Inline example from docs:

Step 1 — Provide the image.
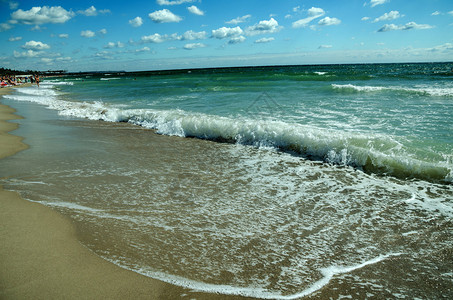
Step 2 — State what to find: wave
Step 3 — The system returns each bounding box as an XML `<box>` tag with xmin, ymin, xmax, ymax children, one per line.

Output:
<box><xmin>104</xmin><ymin>252</ymin><xmax>401</xmax><ymax>299</ymax></box>
<box><xmin>41</xmin><ymin>81</ymin><xmax>74</xmax><ymax>86</ymax></box>
<box><xmin>332</xmin><ymin>84</ymin><xmax>453</xmax><ymax>97</ymax></box>
<box><xmin>5</xmin><ymin>85</ymin><xmax>452</xmax><ymax>184</ymax></box>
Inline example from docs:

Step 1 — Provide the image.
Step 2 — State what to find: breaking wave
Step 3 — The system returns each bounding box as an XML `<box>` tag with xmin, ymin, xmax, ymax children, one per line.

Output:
<box><xmin>332</xmin><ymin>84</ymin><xmax>453</xmax><ymax>97</ymax></box>
<box><xmin>5</xmin><ymin>84</ymin><xmax>452</xmax><ymax>184</ymax></box>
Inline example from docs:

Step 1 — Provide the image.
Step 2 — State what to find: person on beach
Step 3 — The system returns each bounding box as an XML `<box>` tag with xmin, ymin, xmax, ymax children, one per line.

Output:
<box><xmin>5</xmin><ymin>76</ymin><xmax>16</xmax><ymax>86</ymax></box>
<box><xmin>1</xmin><ymin>77</ymin><xmax>7</xmax><ymax>87</ymax></box>
<box><xmin>35</xmin><ymin>74</ymin><xmax>40</xmax><ymax>87</ymax></box>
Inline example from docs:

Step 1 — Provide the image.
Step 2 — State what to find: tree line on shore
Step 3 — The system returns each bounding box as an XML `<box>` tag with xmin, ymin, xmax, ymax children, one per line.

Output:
<box><xmin>0</xmin><ymin>67</ymin><xmax>68</xmax><ymax>76</ymax></box>
<box><xmin>0</xmin><ymin>67</ymin><xmax>41</xmax><ymax>75</ymax></box>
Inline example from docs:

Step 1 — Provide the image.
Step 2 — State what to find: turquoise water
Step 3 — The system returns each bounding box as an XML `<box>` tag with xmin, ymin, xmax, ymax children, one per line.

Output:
<box><xmin>41</xmin><ymin>63</ymin><xmax>453</xmax><ymax>182</ymax></box>
<box><xmin>1</xmin><ymin>63</ymin><xmax>452</xmax><ymax>298</ymax></box>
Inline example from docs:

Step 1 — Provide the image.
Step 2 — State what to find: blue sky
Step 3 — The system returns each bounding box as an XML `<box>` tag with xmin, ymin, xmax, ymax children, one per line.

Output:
<box><xmin>1</xmin><ymin>0</ymin><xmax>452</xmax><ymax>71</ymax></box>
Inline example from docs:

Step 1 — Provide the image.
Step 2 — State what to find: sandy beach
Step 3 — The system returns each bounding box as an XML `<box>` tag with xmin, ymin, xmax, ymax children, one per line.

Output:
<box><xmin>0</xmin><ymin>86</ymin><xmax>248</xmax><ymax>300</ymax></box>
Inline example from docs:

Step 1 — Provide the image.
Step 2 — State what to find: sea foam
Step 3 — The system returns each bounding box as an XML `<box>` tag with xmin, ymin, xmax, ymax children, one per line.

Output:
<box><xmin>104</xmin><ymin>253</ymin><xmax>402</xmax><ymax>299</ymax></box>
<box><xmin>332</xmin><ymin>84</ymin><xmax>453</xmax><ymax>97</ymax></box>
<box><xmin>5</xmin><ymin>84</ymin><xmax>452</xmax><ymax>183</ymax></box>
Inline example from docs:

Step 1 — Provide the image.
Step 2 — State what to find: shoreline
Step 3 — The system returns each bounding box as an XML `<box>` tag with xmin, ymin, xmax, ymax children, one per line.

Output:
<box><xmin>0</xmin><ymin>86</ymin><xmax>248</xmax><ymax>299</ymax></box>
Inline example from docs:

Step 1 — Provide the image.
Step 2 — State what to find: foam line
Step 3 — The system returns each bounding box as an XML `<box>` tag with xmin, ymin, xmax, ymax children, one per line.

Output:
<box><xmin>108</xmin><ymin>253</ymin><xmax>402</xmax><ymax>299</ymax></box>
<box><xmin>277</xmin><ymin>253</ymin><xmax>402</xmax><ymax>300</ymax></box>
<box><xmin>332</xmin><ymin>84</ymin><xmax>453</xmax><ymax>96</ymax></box>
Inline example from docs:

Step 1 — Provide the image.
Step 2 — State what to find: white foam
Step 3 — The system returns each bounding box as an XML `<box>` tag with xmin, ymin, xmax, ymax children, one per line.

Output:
<box><xmin>41</xmin><ymin>81</ymin><xmax>73</xmax><ymax>85</ymax></box>
<box><xmin>332</xmin><ymin>84</ymin><xmax>453</xmax><ymax>97</ymax></box>
<box><xmin>404</xmin><ymin>192</ymin><xmax>453</xmax><ymax>217</ymax></box>
<box><xmin>106</xmin><ymin>253</ymin><xmax>401</xmax><ymax>299</ymax></box>
<box><xmin>31</xmin><ymin>200</ymin><xmax>103</xmax><ymax>213</ymax></box>
<box><xmin>14</xmin><ymin>86</ymin><xmax>57</xmax><ymax>96</ymax></box>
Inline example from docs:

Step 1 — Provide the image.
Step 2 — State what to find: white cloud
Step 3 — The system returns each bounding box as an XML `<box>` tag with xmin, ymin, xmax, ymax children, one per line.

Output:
<box><xmin>318</xmin><ymin>45</ymin><xmax>333</xmax><ymax>49</ymax></box>
<box><xmin>246</xmin><ymin>18</ymin><xmax>282</xmax><ymax>36</ymax></box>
<box><xmin>8</xmin><ymin>1</ymin><xmax>19</xmax><ymax>10</ymax></box>
<box><xmin>77</xmin><ymin>6</ymin><xmax>109</xmax><ymax>16</ymax></box>
<box><xmin>135</xmin><ymin>47</ymin><xmax>151</xmax><ymax>53</ymax></box>
<box><xmin>58</xmin><ymin>33</ymin><xmax>68</xmax><ymax>38</ymax></box>
<box><xmin>429</xmin><ymin>43</ymin><xmax>453</xmax><ymax>52</ymax></box>
<box><xmin>11</xmin><ymin>6</ymin><xmax>75</xmax><ymax>25</ymax></box>
<box><xmin>187</xmin><ymin>5</ymin><xmax>204</xmax><ymax>16</ymax></box>
<box><xmin>369</xmin><ymin>0</ymin><xmax>389</xmax><ymax>7</ymax></box>
<box><xmin>8</xmin><ymin>36</ymin><xmax>22</xmax><ymax>41</ymax></box>
<box><xmin>308</xmin><ymin>7</ymin><xmax>325</xmax><ymax>17</ymax></box>
<box><xmin>378</xmin><ymin>22</ymin><xmax>434</xmax><ymax>32</ymax></box>
<box><xmin>94</xmin><ymin>51</ymin><xmax>113</xmax><ymax>60</ymax></box>
<box><xmin>448</xmin><ymin>11</ymin><xmax>453</xmax><ymax>16</ymax></box>
<box><xmin>41</xmin><ymin>57</ymin><xmax>53</xmax><ymax>63</ymax></box>
<box><xmin>56</xmin><ymin>56</ymin><xmax>72</xmax><ymax>62</ymax></box>
<box><xmin>211</xmin><ymin>26</ymin><xmax>243</xmax><ymax>39</ymax></box>
<box><xmin>361</xmin><ymin>17</ymin><xmax>370</xmax><ymax>21</ymax></box>
<box><xmin>401</xmin><ymin>22</ymin><xmax>434</xmax><ymax>30</ymax></box>
<box><xmin>378</xmin><ymin>24</ymin><xmax>399</xmax><ymax>32</ymax></box>
<box><xmin>149</xmin><ymin>9</ymin><xmax>182</xmax><ymax>23</ymax></box>
<box><xmin>157</xmin><ymin>0</ymin><xmax>195</xmax><ymax>5</ymax></box>
<box><xmin>22</xmin><ymin>40</ymin><xmax>50</xmax><ymax>50</ymax></box>
<box><xmin>141</xmin><ymin>33</ymin><xmax>167</xmax><ymax>43</ymax></box>
<box><xmin>184</xmin><ymin>43</ymin><xmax>206</xmax><ymax>50</ymax></box>
<box><xmin>292</xmin><ymin>7</ymin><xmax>325</xmax><ymax>28</ymax></box>
<box><xmin>373</xmin><ymin>11</ymin><xmax>403</xmax><ymax>23</ymax></box>
<box><xmin>13</xmin><ymin>49</ymin><xmax>42</xmax><ymax>58</ymax></box>
<box><xmin>318</xmin><ymin>17</ymin><xmax>341</xmax><ymax>26</ymax></box>
<box><xmin>228</xmin><ymin>36</ymin><xmax>246</xmax><ymax>44</ymax></box>
<box><xmin>30</xmin><ymin>25</ymin><xmax>45</xmax><ymax>31</ymax></box>
<box><xmin>79</xmin><ymin>6</ymin><xmax>97</xmax><ymax>16</ymax></box>
<box><xmin>98</xmin><ymin>28</ymin><xmax>107</xmax><ymax>35</ymax></box>
<box><xmin>431</xmin><ymin>11</ymin><xmax>441</xmax><ymax>16</ymax></box>
<box><xmin>141</xmin><ymin>33</ymin><xmax>181</xmax><ymax>43</ymax></box>
<box><xmin>293</xmin><ymin>6</ymin><xmax>300</xmax><ymax>13</ymax></box>
<box><xmin>182</xmin><ymin>30</ymin><xmax>207</xmax><ymax>40</ymax></box>
<box><xmin>104</xmin><ymin>41</ymin><xmax>125</xmax><ymax>49</ymax></box>
<box><xmin>0</xmin><ymin>22</ymin><xmax>13</xmax><ymax>31</ymax></box>
<box><xmin>129</xmin><ymin>16</ymin><xmax>143</xmax><ymax>27</ymax></box>
<box><xmin>226</xmin><ymin>15</ymin><xmax>251</xmax><ymax>25</ymax></box>
<box><xmin>135</xmin><ymin>47</ymin><xmax>150</xmax><ymax>53</ymax></box>
<box><xmin>81</xmin><ymin>30</ymin><xmax>95</xmax><ymax>38</ymax></box>
<box><xmin>255</xmin><ymin>37</ymin><xmax>275</xmax><ymax>43</ymax></box>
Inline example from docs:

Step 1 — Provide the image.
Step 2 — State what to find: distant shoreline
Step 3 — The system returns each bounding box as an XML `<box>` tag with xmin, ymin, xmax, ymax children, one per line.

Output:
<box><xmin>51</xmin><ymin>61</ymin><xmax>453</xmax><ymax>78</ymax></box>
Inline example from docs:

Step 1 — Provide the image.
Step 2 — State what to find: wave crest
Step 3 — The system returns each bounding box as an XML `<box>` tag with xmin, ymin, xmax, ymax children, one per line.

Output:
<box><xmin>6</xmin><ymin>83</ymin><xmax>452</xmax><ymax>183</ymax></box>
<box><xmin>332</xmin><ymin>84</ymin><xmax>453</xmax><ymax>97</ymax></box>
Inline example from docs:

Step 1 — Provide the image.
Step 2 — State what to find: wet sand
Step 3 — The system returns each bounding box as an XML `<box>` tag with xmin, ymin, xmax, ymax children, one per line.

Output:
<box><xmin>0</xmin><ymin>86</ymin><xmax>249</xmax><ymax>300</ymax></box>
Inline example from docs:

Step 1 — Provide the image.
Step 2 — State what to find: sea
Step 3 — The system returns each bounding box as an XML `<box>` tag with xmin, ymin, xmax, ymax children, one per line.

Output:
<box><xmin>1</xmin><ymin>63</ymin><xmax>452</xmax><ymax>299</ymax></box>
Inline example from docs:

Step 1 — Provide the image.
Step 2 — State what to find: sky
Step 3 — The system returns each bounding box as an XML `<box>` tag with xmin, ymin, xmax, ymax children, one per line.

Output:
<box><xmin>1</xmin><ymin>0</ymin><xmax>452</xmax><ymax>72</ymax></box>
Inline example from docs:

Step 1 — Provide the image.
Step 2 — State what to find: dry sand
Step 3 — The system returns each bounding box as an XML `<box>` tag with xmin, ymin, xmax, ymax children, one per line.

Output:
<box><xmin>0</xmin><ymin>86</ymin><xmax>248</xmax><ymax>300</ymax></box>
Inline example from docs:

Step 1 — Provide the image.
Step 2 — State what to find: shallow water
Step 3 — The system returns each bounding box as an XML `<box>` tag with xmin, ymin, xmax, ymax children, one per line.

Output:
<box><xmin>1</xmin><ymin>63</ymin><xmax>452</xmax><ymax>298</ymax></box>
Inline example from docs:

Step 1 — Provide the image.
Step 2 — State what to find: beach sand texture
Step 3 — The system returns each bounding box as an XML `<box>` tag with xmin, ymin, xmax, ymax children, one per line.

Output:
<box><xmin>0</xmin><ymin>86</ymin><xmax>247</xmax><ymax>300</ymax></box>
